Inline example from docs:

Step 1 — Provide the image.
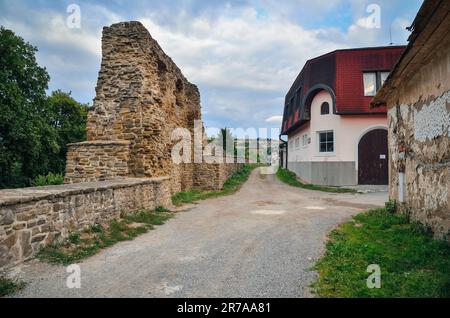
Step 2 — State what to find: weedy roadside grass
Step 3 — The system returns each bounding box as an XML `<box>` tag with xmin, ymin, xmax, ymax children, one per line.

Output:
<box><xmin>276</xmin><ymin>168</ymin><xmax>356</xmax><ymax>193</ymax></box>
<box><xmin>0</xmin><ymin>276</ymin><xmax>25</xmax><ymax>297</ymax></box>
<box><xmin>172</xmin><ymin>164</ymin><xmax>261</xmax><ymax>206</ymax></box>
<box><xmin>312</xmin><ymin>202</ymin><xmax>450</xmax><ymax>298</ymax></box>
<box><xmin>37</xmin><ymin>208</ymin><xmax>174</xmax><ymax>265</ymax></box>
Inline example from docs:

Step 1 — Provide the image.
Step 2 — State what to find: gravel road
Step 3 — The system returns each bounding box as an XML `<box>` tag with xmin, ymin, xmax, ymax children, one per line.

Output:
<box><xmin>10</xmin><ymin>168</ymin><xmax>387</xmax><ymax>298</ymax></box>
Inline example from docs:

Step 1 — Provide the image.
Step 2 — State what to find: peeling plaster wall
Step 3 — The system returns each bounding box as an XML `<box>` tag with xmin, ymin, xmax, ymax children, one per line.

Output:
<box><xmin>386</xmin><ymin>45</ymin><xmax>450</xmax><ymax>239</ymax></box>
<box><xmin>414</xmin><ymin>91</ymin><xmax>450</xmax><ymax>142</ymax></box>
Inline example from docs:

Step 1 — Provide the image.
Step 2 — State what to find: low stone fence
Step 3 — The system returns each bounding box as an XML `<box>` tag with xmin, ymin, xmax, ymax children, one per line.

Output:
<box><xmin>194</xmin><ymin>160</ymin><xmax>245</xmax><ymax>191</ymax></box>
<box><xmin>0</xmin><ymin>177</ymin><xmax>171</xmax><ymax>270</ymax></box>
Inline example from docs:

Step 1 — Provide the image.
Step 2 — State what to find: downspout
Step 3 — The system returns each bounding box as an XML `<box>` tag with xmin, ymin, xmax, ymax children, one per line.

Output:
<box><xmin>279</xmin><ymin>135</ymin><xmax>288</xmax><ymax>170</ymax></box>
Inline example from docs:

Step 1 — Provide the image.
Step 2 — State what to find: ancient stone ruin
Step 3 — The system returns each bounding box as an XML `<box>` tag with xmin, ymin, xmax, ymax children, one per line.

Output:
<box><xmin>65</xmin><ymin>21</ymin><xmax>242</xmax><ymax>193</ymax></box>
<box><xmin>0</xmin><ymin>21</ymin><xmax>243</xmax><ymax>269</ymax></box>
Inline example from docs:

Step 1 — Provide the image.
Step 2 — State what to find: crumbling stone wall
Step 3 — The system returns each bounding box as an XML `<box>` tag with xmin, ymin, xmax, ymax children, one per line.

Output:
<box><xmin>1</xmin><ymin>21</ymin><xmax>245</xmax><ymax>270</ymax></box>
<box><xmin>66</xmin><ymin>21</ymin><xmax>241</xmax><ymax>193</ymax></box>
<box><xmin>194</xmin><ymin>158</ymin><xmax>245</xmax><ymax>191</ymax></box>
<box><xmin>65</xmin><ymin>21</ymin><xmax>202</xmax><ymax>192</ymax></box>
<box><xmin>386</xmin><ymin>46</ymin><xmax>450</xmax><ymax>240</ymax></box>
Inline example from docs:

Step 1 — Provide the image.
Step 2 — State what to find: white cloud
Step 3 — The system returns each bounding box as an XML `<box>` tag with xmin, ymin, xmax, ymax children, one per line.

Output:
<box><xmin>140</xmin><ymin>10</ymin><xmax>346</xmax><ymax>94</ymax></box>
<box><xmin>265</xmin><ymin>116</ymin><xmax>283</xmax><ymax>123</ymax></box>
<box><xmin>0</xmin><ymin>0</ymin><xmax>420</xmax><ymax>129</ymax></box>
<box><xmin>1</xmin><ymin>13</ymin><xmax>98</xmax><ymax>57</ymax></box>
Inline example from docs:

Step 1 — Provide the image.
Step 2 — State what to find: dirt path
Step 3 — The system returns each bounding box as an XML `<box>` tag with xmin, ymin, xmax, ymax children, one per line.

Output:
<box><xmin>10</xmin><ymin>168</ymin><xmax>387</xmax><ymax>298</ymax></box>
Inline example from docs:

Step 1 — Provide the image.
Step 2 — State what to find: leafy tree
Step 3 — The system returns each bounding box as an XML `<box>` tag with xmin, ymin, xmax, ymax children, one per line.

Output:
<box><xmin>217</xmin><ymin>128</ymin><xmax>235</xmax><ymax>155</ymax></box>
<box><xmin>0</xmin><ymin>27</ymin><xmax>88</xmax><ymax>188</ymax></box>
<box><xmin>46</xmin><ymin>90</ymin><xmax>88</xmax><ymax>175</ymax></box>
<box><xmin>0</xmin><ymin>26</ymin><xmax>50</xmax><ymax>187</ymax></box>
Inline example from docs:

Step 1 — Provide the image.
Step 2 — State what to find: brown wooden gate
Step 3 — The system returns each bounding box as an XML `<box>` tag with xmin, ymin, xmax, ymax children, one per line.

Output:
<box><xmin>358</xmin><ymin>129</ymin><xmax>388</xmax><ymax>185</ymax></box>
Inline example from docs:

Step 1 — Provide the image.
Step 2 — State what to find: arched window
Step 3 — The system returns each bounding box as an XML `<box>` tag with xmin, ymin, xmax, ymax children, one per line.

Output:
<box><xmin>321</xmin><ymin>102</ymin><xmax>330</xmax><ymax>115</ymax></box>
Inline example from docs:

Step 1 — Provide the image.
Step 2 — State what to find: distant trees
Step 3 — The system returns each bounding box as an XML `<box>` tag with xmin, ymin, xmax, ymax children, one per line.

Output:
<box><xmin>0</xmin><ymin>27</ymin><xmax>88</xmax><ymax>188</ymax></box>
<box><xmin>217</xmin><ymin>128</ymin><xmax>235</xmax><ymax>155</ymax></box>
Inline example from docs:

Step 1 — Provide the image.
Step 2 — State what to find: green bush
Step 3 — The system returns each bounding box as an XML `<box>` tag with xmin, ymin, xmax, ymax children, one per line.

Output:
<box><xmin>31</xmin><ymin>173</ymin><xmax>64</xmax><ymax>187</ymax></box>
<box><xmin>385</xmin><ymin>200</ymin><xmax>397</xmax><ymax>214</ymax></box>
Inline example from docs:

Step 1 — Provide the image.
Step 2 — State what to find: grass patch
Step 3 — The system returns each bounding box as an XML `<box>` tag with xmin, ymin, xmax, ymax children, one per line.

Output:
<box><xmin>312</xmin><ymin>203</ymin><xmax>450</xmax><ymax>298</ymax></box>
<box><xmin>172</xmin><ymin>164</ymin><xmax>260</xmax><ymax>206</ymax></box>
<box><xmin>37</xmin><ymin>208</ymin><xmax>174</xmax><ymax>265</ymax></box>
<box><xmin>0</xmin><ymin>276</ymin><xmax>25</xmax><ymax>297</ymax></box>
<box><xmin>276</xmin><ymin>168</ymin><xmax>356</xmax><ymax>193</ymax></box>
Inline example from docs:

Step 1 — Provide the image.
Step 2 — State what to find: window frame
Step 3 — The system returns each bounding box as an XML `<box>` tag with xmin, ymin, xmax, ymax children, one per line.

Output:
<box><xmin>363</xmin><ymin>71</ymin><xmax>391</xmax><ymax>97</ymax></box>
<box><xmin>380</xmin><ymin>72</ymin><xmax>390</xmax><ymax>86</ymax></box>
<box><xmin>295</xmin><ymin>137</ymin><xmax>300</xmax><ymax>150</ymax></box>
<box><xmin>320</xmin><ymin>102</ymin><xmax>330</xmax><ymax>115</ymax></box>
<box><xmin>302</xmin><ymin>133</ymin><xmax>309</xmax><ymax>148</ymax></box>
<box><xmin>316</xmin><ymin>130</ymin><xmax>335</xmax><ymax>155</ymax></box>
<box><xmin>363</xmin><ymin>72</ymin><xmax>377</xmax><ymax>97</ymax></box>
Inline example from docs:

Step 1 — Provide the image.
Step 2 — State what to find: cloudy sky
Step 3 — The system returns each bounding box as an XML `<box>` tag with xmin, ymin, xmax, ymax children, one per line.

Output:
<box><xmin>0</xmin><ymin>0</ymin><xmax>423</xmax><ymax>133</ymax></box>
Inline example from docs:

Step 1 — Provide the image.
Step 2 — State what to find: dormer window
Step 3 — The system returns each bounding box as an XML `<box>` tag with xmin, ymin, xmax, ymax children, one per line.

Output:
<box><xmin>321</xmin><ymin>102</ymin><xmax>330</xmax><ymax>115</ymax></box>
<box><xmin>364</xmin><ymin>71</ymin><xmax>390</xmax><ymax>96</ymax></box>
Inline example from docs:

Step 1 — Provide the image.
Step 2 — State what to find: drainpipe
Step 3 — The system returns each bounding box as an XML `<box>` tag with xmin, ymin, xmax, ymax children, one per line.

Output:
<box><xmin>279</xmin><ymin>135</ymin><xmax>288</xmax><ymax>170</ymax></box>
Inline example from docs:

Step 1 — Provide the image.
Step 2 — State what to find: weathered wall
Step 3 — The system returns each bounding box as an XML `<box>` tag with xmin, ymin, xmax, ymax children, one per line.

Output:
<box><xmin>65</xmin><ymin>21</ymin><xmax>201</xmax><ymax>193</ymax></box>
<box><xmin>0</xmin><ymin>177</ymin><xmax>171</xmax><ymax>269</ymax></box>
<box><xmin>65</xmin><ymin>140</ymin><xmax>130</xmax><ymax>183</ymax></box>
<box><xmin>65</xmin><ymin>21</ymin><xmax>242</xmax><ymax>194</ymax></box>
<box><xmin>1</xmin><ymin>21</ymin><xmax>246</xmax><ymax>270</ymax></box>
<box><xmin>193</xmin><ymin>160</ymin><xmax>245</xmax><ymax>191</ymax></box>
<box><xmin>385</xmin><ymin>45</ymin><xmax>450</xmax><ymax>240</ymax></box>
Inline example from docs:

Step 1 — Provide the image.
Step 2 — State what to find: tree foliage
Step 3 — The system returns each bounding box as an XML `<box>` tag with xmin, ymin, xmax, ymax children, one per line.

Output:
<box><xmin>46</xmin><ymin>90</ymin><xmax>88</xmax><ymax>175</ymax></box>
<box><xmin>0</xmin><ymin>27</ymin><xmax>88</xmax><ymax>188</ymax></box>
<box><xmin>217</xmin><ymin>128</ymin><xmax>235</xmax><ymax>155</ymax></box>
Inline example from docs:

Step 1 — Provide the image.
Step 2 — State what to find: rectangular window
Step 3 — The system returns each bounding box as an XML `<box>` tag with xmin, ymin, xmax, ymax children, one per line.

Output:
<box><xmin>302</xmin><ymin>134</ymin><xmax>308</xmax><ymax>147</ymax></box>
<box><xmin>380</xmin><ymin>72</ymin><xmax>390</xmax><ymax>86</ymax></box>
<box><xmin>363</xmin><ymin>73</ymin><xmax>377</xmax><ymax>96</ymax></box>
<box><xmin>295</xmin><ymin>137</ymin><xmax>300</xmax><ymax>150</ymax></box>
<box><xmin>318</xmin><ymin>131</ymin><xmax>334</xmax><ymax>153</ymax></box>
<box><xmin>364</xmin><ymin>71</ymin><xmax>391</xmax><ymax>96</ymax></box>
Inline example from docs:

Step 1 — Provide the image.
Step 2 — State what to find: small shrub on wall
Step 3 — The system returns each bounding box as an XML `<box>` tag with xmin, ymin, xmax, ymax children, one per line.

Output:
<box><xmin>31</xmin><ymin>173</ymin><xmax>64</xmax><ymax>187</ymax></box>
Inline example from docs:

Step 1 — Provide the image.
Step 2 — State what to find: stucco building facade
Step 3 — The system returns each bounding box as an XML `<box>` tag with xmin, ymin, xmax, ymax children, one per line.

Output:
<box><xmin>281</xmin><ymin>46</ymin><xmax>405</xmax><ymax>186</ymax></box>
